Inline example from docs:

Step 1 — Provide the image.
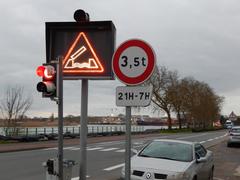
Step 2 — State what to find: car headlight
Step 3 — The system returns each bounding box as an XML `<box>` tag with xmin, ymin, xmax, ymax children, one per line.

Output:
<box><xmin>169</xmin><ymin>172</ymin><xmax>191</xmax><ymax>180</ymax></box>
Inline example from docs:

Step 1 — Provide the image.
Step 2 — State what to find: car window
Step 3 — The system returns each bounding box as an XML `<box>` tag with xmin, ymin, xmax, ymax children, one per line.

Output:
<box><xmin>195</xmin><ymin>144</ymin><xmax>207</xmax><ymax>158</ymax></box>
<box><xmin>138</xmin><ymin>141</ymin><xmax>193</xmax><ymax>162</ymax></box>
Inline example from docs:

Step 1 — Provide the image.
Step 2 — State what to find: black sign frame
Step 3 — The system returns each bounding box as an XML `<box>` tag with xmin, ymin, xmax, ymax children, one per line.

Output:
<box><xmin>46</xmin><ymin>21</ymin><xmax>116</xmax><ymax>80</ymax></box>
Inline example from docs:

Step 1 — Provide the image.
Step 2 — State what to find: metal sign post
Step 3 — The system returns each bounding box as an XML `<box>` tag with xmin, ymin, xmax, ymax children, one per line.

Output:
<box><xmin>42</xmin><ymin>9</ymin><xmax>116</xmax><ymax>180</ymax></box>
<box><xmin>112</xmin><ymin>39</ymin><xmax>156</xmax><ymax>180</ymax></box>
<box><xmin>125</xmin><ymin>106</ymin><xmax>131</xmax><ymax>180</ymax></box>
<box><xmin>80</xmin><ymin>79</ymin><xmax>88</xmax><ymax>180</ymax></box>
<box><xmin>57</xmin><ymin>57</ymin><xmax>64</xmax><ymax>180</ymax></box>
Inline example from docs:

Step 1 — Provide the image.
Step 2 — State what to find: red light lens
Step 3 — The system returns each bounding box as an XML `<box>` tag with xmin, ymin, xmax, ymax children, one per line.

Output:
<box><xmin>36</xmin><ymin>66</ymin><xmax>45</xmax><ymax>77</ymax></box>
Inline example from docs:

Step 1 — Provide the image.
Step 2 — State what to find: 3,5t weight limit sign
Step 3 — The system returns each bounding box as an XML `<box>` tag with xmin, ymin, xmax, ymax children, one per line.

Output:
<box><xmin>113</xmin><ymin>39</ymin><xmax>155</xmax><ymax>85</ymax></box>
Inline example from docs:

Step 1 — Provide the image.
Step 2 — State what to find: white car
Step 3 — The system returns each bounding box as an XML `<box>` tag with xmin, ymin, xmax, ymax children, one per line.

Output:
<box><xmin>121</xmin><ymin>139</ymin><xmax>214</xmax><ymax>180</ymax></box>
<box><xmin>227</xmin><ymin>126</ymin><xmax>240</xmax><ymax>147</ymax></box>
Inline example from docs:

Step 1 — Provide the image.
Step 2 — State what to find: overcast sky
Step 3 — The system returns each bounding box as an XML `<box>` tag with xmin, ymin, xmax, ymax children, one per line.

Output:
<box><xmin>0</xmin><ymin>0</ymin><xmax>240</xmax><ymax>118</ymax></box>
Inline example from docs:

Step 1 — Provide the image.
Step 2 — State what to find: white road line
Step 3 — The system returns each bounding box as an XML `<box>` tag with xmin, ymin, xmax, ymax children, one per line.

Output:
<box><xmin>63</xmin><ymin>147</ymin><xmax>76</xmax><ymax>150</ymax></box>
<box><xmin>87</xmin><ymin>147</ymin><xmax>103</xmax><ymax>151</ymax></box>
<box><xmin>93</xmin><ymin>141</ymin><xmax>124</xmax><ymax>146</ymax></box>
<box><xmin>176</xmin><ymin>133</ymin><xmax>207</xmax><ymax>140</ymax></box>
<box><xmin>234</xmin><ymin>166</ymin><xmax>240</xmax><ymax>176</ymax></box>
<box><xmin>199</xmin><ymin>134</ymin><xmax>227</xmax><ymax>144</ymax></box>
<box><xmin>103</xmin><ymin>163</ymin><xmax>124</xmax><ymax>171</ymax></box>
<box><xmin>116</xmin><ymin>149</ymin><xmax>125</xmax><ymax>153</ymax></box>
<box><xmin>71</xmin><ymin>175</ymin><xmax>90</xmax><ymax>180</ymax></box>
<box><xmin>100</xmin><ymin>148</ymin><xmax>119</xmax><ymax>152</ymax></box>
<box><xmin>133</xmin><ymin>142</ymin><xmax>144</xmax><ymax>145</ymax></box>
<box><xmin>70</xmin><ymin>148</ymin><xmax>80</xmax><ymax>151</ymax></box>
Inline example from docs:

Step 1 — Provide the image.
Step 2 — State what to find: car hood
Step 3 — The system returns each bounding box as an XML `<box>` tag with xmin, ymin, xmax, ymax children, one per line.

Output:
<box><xmin>131</xmin><ymin>155</ymin><xmax>191</xmax><ymax>172</ymax></box>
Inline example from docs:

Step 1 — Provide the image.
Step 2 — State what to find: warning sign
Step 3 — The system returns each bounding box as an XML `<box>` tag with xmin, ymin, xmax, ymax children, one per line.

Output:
<box><xmin>46</xmin><ymin>21</ymin><xmax>116</xmax><ymax>80</ymax></box>
<box><xmin>63</xmin><ymin>32</ymin><xmax>104</xmax><ymax>74</ymax></box>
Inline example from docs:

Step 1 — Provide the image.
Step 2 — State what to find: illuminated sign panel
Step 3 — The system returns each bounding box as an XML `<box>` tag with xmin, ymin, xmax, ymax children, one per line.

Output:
<box><xmin>63</xmin><ymin>32</ymin><xmax>104</xmax><ymax>73</ymax></box>
<box><xmin>46</xmin><ymin>21</ymin><xmax>116</xmax><ymax>80</ymax></box>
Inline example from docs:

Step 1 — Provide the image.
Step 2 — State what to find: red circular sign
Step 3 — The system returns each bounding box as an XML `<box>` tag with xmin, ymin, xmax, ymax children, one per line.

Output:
<box><xmin>112</xmin><ymin>39</ymin><xmax>155</xmax><ymax>85</ymax></box>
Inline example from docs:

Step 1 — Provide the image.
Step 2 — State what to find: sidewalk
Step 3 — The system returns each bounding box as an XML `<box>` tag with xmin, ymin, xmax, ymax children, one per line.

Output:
<box><xmin>0</xmin><ymin>133</ymin><xmax>161</xmax><ymax>153</ymax></box>
<box><xmin>209</xmin><ymin>140</ymin><xmax>240</xmax><ymax>180</ymax></box>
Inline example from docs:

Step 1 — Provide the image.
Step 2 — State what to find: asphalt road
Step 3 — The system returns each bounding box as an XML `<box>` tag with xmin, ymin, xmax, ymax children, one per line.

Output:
<box><xmin>0</xmin><ymin>130</ymin><xmax>228</xmax><ymax>180</ymax></box>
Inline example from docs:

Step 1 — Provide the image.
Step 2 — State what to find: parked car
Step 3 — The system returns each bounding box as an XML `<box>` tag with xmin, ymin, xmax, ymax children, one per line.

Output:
<box><xmin>227</xmin><ymin>126</ymin><xmax>240</xmax><ymax>147</ymax></box>
<box><xmin>63</xmin><ymin>131</ymin><xmax>77</xmax><ymax>138</ymax></box>
<box><xmin>121</xmin><ymin>139</ymin><xmax>214</xmax><ymax>180</ymax></box>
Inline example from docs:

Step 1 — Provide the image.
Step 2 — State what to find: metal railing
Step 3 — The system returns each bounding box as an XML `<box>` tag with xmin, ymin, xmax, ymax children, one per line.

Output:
<box><xmin>10</xmin><ymin>125</ymin><xmax>145</xmax><ymax>137</ymax></box>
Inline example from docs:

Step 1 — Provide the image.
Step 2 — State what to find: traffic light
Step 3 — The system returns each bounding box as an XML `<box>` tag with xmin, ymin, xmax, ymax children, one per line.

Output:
<box><xmin>36</xmin><ymin>62</ymin><xmax>57</xmax><ymax>99</ymax></box>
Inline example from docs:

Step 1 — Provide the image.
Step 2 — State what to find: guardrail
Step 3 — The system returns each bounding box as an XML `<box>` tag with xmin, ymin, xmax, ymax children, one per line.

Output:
<box><xmin>5</xmin><ymin>125</ymin><xmax>145</xmax><ymax>137</ymax></box>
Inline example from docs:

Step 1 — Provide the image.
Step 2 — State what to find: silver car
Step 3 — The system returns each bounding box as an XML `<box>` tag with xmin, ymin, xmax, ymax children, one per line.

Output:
<box><xmin>227</xmin><ymin>126</ymin><xmax>240</xmax><ymax>147</ymax></box>
<box><xmin>121</xmin><ymin>139</ymin><xmax>214</xmax><ymax>180</ymax></box>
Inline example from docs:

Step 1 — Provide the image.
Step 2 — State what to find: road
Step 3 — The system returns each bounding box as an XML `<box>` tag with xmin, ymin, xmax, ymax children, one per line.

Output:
<box><xmin>0</xmin><ymin>130</ymin><xmax>229</xmax><ymax>180</ymax></box>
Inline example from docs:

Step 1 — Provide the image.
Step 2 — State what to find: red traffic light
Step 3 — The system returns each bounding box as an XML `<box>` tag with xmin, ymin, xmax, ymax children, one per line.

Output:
<box><xmin>36</xmin><ymin>66</ymin><xmax>45</xmax><ymax>77</ymax></box>
<box><xmin>36</xmin><ymin>65</ymin><xmax>55</xmax><ymax>80</ymax></box>
<box><xmin>36</xmin><ymin>63</ymin><xmax>57</xmax><ymax>99</ymax></box>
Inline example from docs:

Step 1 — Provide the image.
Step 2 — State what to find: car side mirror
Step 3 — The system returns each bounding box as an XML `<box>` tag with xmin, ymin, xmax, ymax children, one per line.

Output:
<box><xmin>196</xmin><ymin>157</ymin><xmax>207</xmax><ymax>163</ymax></box>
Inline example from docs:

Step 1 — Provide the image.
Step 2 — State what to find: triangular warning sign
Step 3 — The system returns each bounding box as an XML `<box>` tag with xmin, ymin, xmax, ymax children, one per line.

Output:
<box><xmin>63</xmin><ymin>32</ymin><xmax>104</xmax><ymax>74</ymax></box>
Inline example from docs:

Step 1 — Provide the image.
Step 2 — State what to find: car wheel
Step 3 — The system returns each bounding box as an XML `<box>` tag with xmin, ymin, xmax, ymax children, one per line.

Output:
<box><xmin>192</xmin><ymin>175</ymin><xmax>197</xmax><ymax>180</ymax></box>
<box><xmin>208</xmin><ymin>167</ymin><xmax>214</xmax><ymax>180</ymax></box>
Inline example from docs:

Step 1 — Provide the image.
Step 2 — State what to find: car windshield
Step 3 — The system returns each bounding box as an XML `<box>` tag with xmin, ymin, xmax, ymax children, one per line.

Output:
<box><xmin>138</xmin><ymin>141</ymin><xmax>193</xmax><ymax>162</ymax></box>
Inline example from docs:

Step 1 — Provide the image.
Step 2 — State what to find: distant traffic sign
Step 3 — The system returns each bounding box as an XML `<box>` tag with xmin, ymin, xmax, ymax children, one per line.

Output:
<box><xmin>112</xmin><ymin>39</ymin><xmax>155</xmax><ymax>85</ymax></box>
<box><xmin>116</xmin><ymin>86</ymin><xmax>153</xmax><ymax>107</ymax></box>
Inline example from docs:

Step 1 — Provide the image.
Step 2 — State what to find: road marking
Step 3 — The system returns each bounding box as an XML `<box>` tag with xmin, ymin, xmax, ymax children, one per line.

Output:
<box><xmin>133</xmin><ymin>142</ymin><xmax>144</xmax><ymax>145</ymax></box>
<box><xmin>64</xmin><ymin>147</ymin><xmax>76</xmax><ymax>150</ymax></box>
<box><xmin>93</xmin><ymin>141</ymin><xmax>124</xmax><ymax>146</ymax></box>
<box><xmin>100</xmin><ymin>148</ymin><xmax>119</xmax><ymax>152</ymax></box>
<box><xmin>87</xmin><ymin>147</ymin><xmax>103</xmax><ymax>151</ymax></box>
<box><xmin>234</xmin><ymin>166</ymin><xmax>240</xmax><ymax>176</ymax></box>
<box><xmin>116</xmin><ymin>149</ymin><xmax>125</xmax><ymax>153</ymax></box>
<box><xmin>103</xmin><ymin>163</ymin><xmax>124</xmax><ymax>171</ymax></box>
<box><xmin>71</xmin><ymin>148</ymin><xmax>80</xmax><ymax>151</ymax></box>
<box><xmin>200</xmin><ymin>141</ymin><xmax>206</xmax><ymax>144</ymax></box>
<box><xmin>72</xmin><ymin>175</ymin><xmax>90</xmax><ymax>180</ymax></box>
<box><xmin>176</xmin><ymin>133</ymin><xmax>207</xmax><ymax>140</ymax></box>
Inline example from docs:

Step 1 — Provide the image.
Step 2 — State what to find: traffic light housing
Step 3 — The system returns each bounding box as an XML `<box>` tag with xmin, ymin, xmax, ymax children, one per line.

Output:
<box><xmin>36</xmin><ymin>62</ymin><xmax>57</xmax><ymax>99</ymax></box>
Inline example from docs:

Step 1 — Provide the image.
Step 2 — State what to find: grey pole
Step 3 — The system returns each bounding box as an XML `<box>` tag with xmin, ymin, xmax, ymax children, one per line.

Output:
<box><xmin>125</xmin><ymin>106</ymin><xmax>131</xmax><ymax>180</ymax></box>
<box><xmin>80</xmin><ymin>79</ymin><xmax>88</xmax><ymax>180</ymax></box>
<box><xmin>57</xmin><ymin>57</ymin><xmax>63</xmax><ymax>180</ymax></box>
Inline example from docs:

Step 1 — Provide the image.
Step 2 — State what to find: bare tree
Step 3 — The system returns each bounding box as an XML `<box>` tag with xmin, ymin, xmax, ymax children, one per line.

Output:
<box><xmin>149</xmin><ymin>66</ymin><xmax>179</xmax><ymax>129</ymax></box>
<box><xmin>0</xmin><ymin>86</ymin><xmax>32</xmax><ymax>135</ymax></box>
<box><xmin>168</xmin><ymin>79</ymin><xmax>186</xmax><ymax>129</ymax></box>
<box><xmin>147</xmin><ymin>66</ymin><xmax>224</xmax><ymax>130</ymax></box>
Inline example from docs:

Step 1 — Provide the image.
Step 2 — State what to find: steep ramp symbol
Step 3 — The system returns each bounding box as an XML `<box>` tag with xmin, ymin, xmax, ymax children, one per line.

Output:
<box><xmin>63</xmin><ymin>32</ymin><xmax>104</xmax><ymax>73</ymax></box>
